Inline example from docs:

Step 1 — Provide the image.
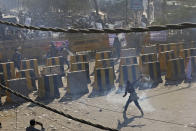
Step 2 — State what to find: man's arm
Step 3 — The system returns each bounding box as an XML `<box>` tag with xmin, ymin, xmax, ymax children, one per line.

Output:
<box><xmin>123</xmin><ymin>91</ymin><xmax>127</xmax><ymax>97</ymax></box>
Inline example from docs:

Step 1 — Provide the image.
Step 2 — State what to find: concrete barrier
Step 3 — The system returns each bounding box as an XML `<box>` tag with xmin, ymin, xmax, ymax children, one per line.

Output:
<box><xmin>38</xmin><ymin>74</ymin><xmax>62</xmax><ymax>99</ymax></box>
<box><xmin>120</xmin><ymin>48</ymin><xmax>136</xmax><ymax>57</ymax></box>
<box><xmin>95</xmin><ymin>51</ymin><xmax>113</xmax><ymax>60</ymax></box>
<box><xmin>0</xmin><ymin>62</ymin><xmax>15</xmax><ymax>80</ymax></box>
<box><xmin>70</xmin><ymin>54</ymin><xmax>88</xmax><ymax>63</ymax></box>
<box><xmin>16</xmin><ymin>69</ymin><xmax>36</xmax><ymax>91</ymax></box>
<box><xmin>95</xmin><ymin>59</ymin><xmax>114</xmax><ymax>68</ymax></box>
<box><xmin>165</xmin><ymin>58</ymin><xmax>185</xmax><ymax>82</ymax></box>
<box><xmin>141</xmin><ymin>45</ymin><xmax>157</xmax><ymax>54</ymax></box>
<box><xmin>119</xmin><ymin>64</ymin><xmax>140</xmax><ymax>88</ymax></box>
<box><xmin>67</xmin><ymin>70</ymin><xmax>89</xmax><ymax>95</ymax></box>
<box><xmin>6</xmin><ymin>78</ymin><xmax>29</xmax><ymax>103</ymax></box>
<box><xmin>70</xmin><ymin>62</ymin><xmax>90</xmax><ymax>82</ymax></box>
<box><xmin>142</xmin><ymin>61</ymin><xmax>162</xmax><ymax>83</ymax></box>
<box><xmin>41</xmin><ymin>65</ymin><xmax>64</xmax><ymax>76</ymax></box>
<box><xmin>140</xmin><ymin>53</ymin><xmax>158</xmax><ymax>65</ymax></box>
<box><xmin>20</xmin><ymin>59</ymin><xmax>39</xmax><ymax>78</ymax></box>
<box><xmin>120</xmin><ymin>56</ymin><xmax>138</xmax><ymax>66</ymax></box>
<box><xmin>94</xmin><ymin>67</ymin><xmax>115</xmax><ymax>92</ymax></box>
<box><xmin>158</xmin><ymin>50</ymin><xmax>176</xmax><ymax>73</ymax></box>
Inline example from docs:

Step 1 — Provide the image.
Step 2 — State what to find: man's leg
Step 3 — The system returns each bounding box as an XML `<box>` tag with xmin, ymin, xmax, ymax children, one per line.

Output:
<box><xmin>123</xmin><ymin>96</ymin><xmax>132</xmax><ymax>113</ymax></box>
<box><xmin>134</xmin><ymin>100</ymin><xmax>144</xmax><ymax>116</ymax></box>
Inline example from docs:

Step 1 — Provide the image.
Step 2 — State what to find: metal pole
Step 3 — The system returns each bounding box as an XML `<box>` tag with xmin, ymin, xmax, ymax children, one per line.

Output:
<box><xmin>93</xmin><ymin>0</ymin><xmax>99</xmax><ymax>16</ymax></box>
<box><xmin>125</xmin><ymin>0</ymin><xmax>128</xmax><ymax>25</ymax></box>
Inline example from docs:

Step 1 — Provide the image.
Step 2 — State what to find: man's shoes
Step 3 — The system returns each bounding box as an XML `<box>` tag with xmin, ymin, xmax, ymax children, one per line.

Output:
<box><xmin>140</xmin><ymin>110</ymin><xmax>144</xmax><ymax>117</ymax></box>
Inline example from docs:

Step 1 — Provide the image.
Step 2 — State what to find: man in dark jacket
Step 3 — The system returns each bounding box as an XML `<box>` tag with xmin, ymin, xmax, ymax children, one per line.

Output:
<box><xmin>26</xmin><ymin>119</ymin><xmax>45</xmax><ymax>131</ymax></box>
<box><xmin>123</xmin><ymin>80</ymin><xmax>144</xmax><ymax>116</ymax></box>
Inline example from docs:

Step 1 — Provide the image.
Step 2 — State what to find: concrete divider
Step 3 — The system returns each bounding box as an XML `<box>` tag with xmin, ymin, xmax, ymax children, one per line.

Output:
<box><xmin>165</xmin><ymin>58</ymin><xmax>185</xmax><ymax>82</ymax></box>
<box><xmin>119</xmin><ymin>64</ymin><xmax>140</xmax><ymax>88</ymax></box>
<box><xmin>0</xmin><ymin>62</ymin><xmax>15</xmax><ymax>80</ymax></box>
<box><xmin>20</xmin><ymin>59</ymin><xmax>39</xmax><ymax>78</ymax></box>
<box><xmin>38</xmin><ymin>74</ymin><xmax>62</xmax><ymax>99</ymax></box>
<box><xmin>158</xmin><ymin>50</ymin><xmax>176</xmax><ymax>73</ymax></box>
<box><xmin>16</xmin><ymin>69</ymin><xmax>36</xmax><ymax>91</ymax></box>
<box><xmin>67</xmin><ymin>70</ymin><xmax>89</xmax><ymax>95</ymax></box>
<box><xmin>94</xmin><ymin>67</ymin><xmax>115</xmax><ymax>92</ymax></box>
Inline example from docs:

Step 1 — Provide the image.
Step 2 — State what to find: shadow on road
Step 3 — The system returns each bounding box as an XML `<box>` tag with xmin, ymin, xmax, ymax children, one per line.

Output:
<box><xmin>117</xmin><ymin>113</ymin><xmax>145</xmax><ymax>130</ymax></box>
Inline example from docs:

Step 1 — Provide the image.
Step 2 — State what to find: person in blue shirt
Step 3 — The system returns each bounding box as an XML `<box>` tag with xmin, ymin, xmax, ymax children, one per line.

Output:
<box><xmin>123</xmin><ymin>80</ymin><xmax>144</xmax><ymax>116</ymax></box>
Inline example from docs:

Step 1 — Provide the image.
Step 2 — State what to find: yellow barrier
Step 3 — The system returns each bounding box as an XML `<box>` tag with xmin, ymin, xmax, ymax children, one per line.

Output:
<box><xmin>119</xmin><ymin>64</ymin><xmax>140</xmax><ymax>88</ymax></box>
<box><xmin>169</xmin><ymin>43</ymin><xmax>184</xmax><ymax>56</ymax></box>
<box><xmin>95</xmin><ymin>51</ymin><xmax>113</xmax><ymax>60</ymax></box>
<box><xmin>158</xmin><ymin>50</ymin><xmax>176</xmax><ymax>73</ymax></box>
<box><xmin>70</xmin><ymin>62</ymin><xmax>90</xmax><ymax>82</ymax></box>
<box><xmin>179</xmin><ymin>49</ymin><xmax>191</xmax><ymax>59</ymax></box>
<box><xmin>70</xmin><ymin>54</ymin><xmax>88</xmax><ymax>64</ymax></box>
<box><xmin>67</xmin><ymin>70</ymin><xmax>89</xmax><ymax>95</ymax></box>
<box><xmin>95</xmin><ymin>59</ymin><xmax>114</xmax><ymax>68</ymax></box>
<box><xmin>20</xmin><ymin>59</ymin><xmax>39</xmax><ymax>78</ymax></box>
<box><xmin>16</xmin><ymin>69</ymin><xmax>36</xmax><ymax>91</ymax></box>
<box><xmin>46</xmin><ymin>56</ymin><xmax>64</xmax><ymax>66</ymax></box>
<box><xmin>38</xmin><ymin>74</ymin><xmax>61</xmax><ymax>99</ymax></box>
<box><xmin>120</xmin><ymin>56</ymin><xmax>138</xmax><ymax>66</ymax></box>
<box><xmin>120</xmin><ymin>48</ymin><xmax>136</xmax><ymax>57</ymax></box>
<box><xmin>141</xmin><ymin>45</ymin><xmax>157</xmax><ymax>54</ymax></box>
<box><xmin>6</xmin><ymin>78</ymin><xmax>29</xmax><ymax>103</ymax></box>
<box><xmin>165</xmin><ymin>58</ymin><xmax>185</xmax><ymax>81</ymax></box>
<box><xmin>141</xmin><ymin>61</ymin><xmax>162</xmax><ymax>83</ymax></box>
<box><xmin>140</xmin><ymin>53</ymin><xmax>157</xmax><ymax>65</ymax></box>
<box><xmin>0</xmin><ymin>62</ymin><xmax>15</xmax><ymax>80</ymax></box>
<box><xmin>94</xmin><ymin>67</ymin><xmax>115</xmax><ymax>92</ymax></box>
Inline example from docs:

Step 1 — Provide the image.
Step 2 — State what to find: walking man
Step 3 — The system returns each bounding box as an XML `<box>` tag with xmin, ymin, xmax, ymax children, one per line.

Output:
<box><xmin>123</xmin><ymin>80</ymin><xmax>144</xmax><ymax>116</ymax></box>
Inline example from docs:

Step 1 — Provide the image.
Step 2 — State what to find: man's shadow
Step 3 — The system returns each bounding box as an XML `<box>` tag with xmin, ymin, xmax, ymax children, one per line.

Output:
<box><xmin>117</xmin><ymin>113</ymin><xmax>145</xmax><ymax>130</ymax></box>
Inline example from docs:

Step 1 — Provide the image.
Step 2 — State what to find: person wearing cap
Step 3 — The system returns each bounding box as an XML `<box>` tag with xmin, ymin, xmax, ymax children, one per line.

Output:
<box><xmin>13</xmin><ymin>48</ymin><xmax>22</xmax><ymax>69</ymax></box>
<box><xmin>26</xmin><ymin>119</ymin><xmax>45</xmax><ymax>131</ymax></box>
<box><xmin>123</xmin><ymin>80</ymin><xmax>144</xmax><ymax>116</ymax></box>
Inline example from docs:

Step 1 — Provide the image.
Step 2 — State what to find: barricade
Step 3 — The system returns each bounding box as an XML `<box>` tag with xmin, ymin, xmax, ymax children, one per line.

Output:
<box><xmin>179</xmin><ymin>49</ymin><xmax>191</xmax><ymax>59</ymax></box>
<box><xmin>6</xmin><ymin>78</ymin><xmax>29</xmax><ymax>103</ymax></box>
<box><xmin>158</xmin><ymin>50</ymin><xmax>176</xmax><ymax>73</ymax></box>
<box><xmin>0</xmin><ymin>62</ymin><xmax>15</xmax><ymax>80</ymax></box>
<box><xmin>165</xmin><ymin>58</ymin><xmax>185</xmax><ymax>81</ymax></box>
<box><xmin>185</xmin><ymin>56</ymin><xmax>196</xmax><ymax>77</ymax></box>
<box><xmin>95</xmin><ymin>51</ymin><xmax>113</xmax><ymax>60</ymax></box>
<box><xmin>38</xmin><ymin>74</ymin><xmax>62</xmax><ymax>99</ymax></box>
<box><xmin>0</xmin><ymin>73</ymin><xmax>5</xmax><ymax>97</ymax></box>
<box><xmin>141</xmin><ymin>45</ymin><xmax>157</xmax><ymax>54</ymax></box>
<box><xmin>120</xmin><ymin>56</ymin><xmax>138</xmax><ymax>66</ymax></box>
<box><xmin>0</xmin><ymin>52</ymin><xmax>2</xmax><ymax>62</ymax></box>
<box><xmin>67</xmin><ymin>70</ymin><xmax>89</xmax><ymax>95</ymax></box>
<box><xmin>95</xmin><ymin>59</ymin><xmax>114</xmax><ymax>68</ymax></box>
<box><xmin>139</xmin><ymin>53</ymin><xmax>157</xmax><ymax>65</ymax></box>
<box><xmin>16</xmin><ymin>69</ymin><xmax>36</xmax><ymax>91</ymax></box>
<box><xmin>158</xmin><ymin>43</ymin><xmax>184</xmax><ymax>56</ymax></box>
<box><xmin>41</xmin><ymin>65</ymin><xmax>64</xmax><ymax>76</ymax></box>
<box><xmin>46</xmin><ymin>56</ymin><xmax>64</xmax><ymax>66</ymax></box>
<box><xmin>120</xmin><ymin>48</ymin><xmax>136</xmax><ymax>57</ymax></box>
<box><xmin>141</xmin><ymin>61</ymin><xmax>162</xmax><ymax>83</ymax></box>
<box><xmin>70</xmin><ymin>54</ymin><xmax>88</xmax><ymax>63</ymax></box>
<box><xmin>94</xmin><ymin>67</ymin><xmax>115</xmax><ymax>92</ymax></box>
<box><xmin>119</xmin><ymin>64</ymin><xmax>140</xmax><ymax>88</ymax></box>
<box><xmin>20</xmin><ymin>59</ymin><xmax>39</xmax><ymax>78</ymax></box>
<box><xmin>169</xmin><ymin>43</ymin><xmax>184</xmax><ymax>56</ymax></box>
<box><xmin>190</xmin><ymin>48</ymin><xmax>196</xmax><ymax>56</ymax></box>
<box><xmin>70</xmin><ymin>62</ymin><xmax>90</xmax><ymax>82</ymax></box>
<box><xmin>46</xmin><ymin>56</ymin><xmax>64</xmax><ymax>75</ymax></box>
<box><xmin>158</xmin><ymin>44</ymin><xmax>170</xmax><ymax>52</ymax></box>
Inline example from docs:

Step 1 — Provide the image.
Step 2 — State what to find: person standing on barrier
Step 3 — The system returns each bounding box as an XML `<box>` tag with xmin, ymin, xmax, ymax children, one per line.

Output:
<box><xmin>13</xmin><ymin>48</ymin><xmax>22</xmax><ymax>69</ymax></box>
<box><xmin>123</xmin><ymin>80</ymin><xmax>144</xmax><ymax>116</ymax></box>
<box><xmin>26</xmin><ymin>119</ymin><xmax>45</xmax><ymax>131</ymax></box>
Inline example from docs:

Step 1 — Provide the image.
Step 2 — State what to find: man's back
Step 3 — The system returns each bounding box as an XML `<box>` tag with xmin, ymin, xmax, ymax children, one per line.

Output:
<box><xmin>26</xmin><ymin>126</ymin><xmax>41</xmax><ymax>131</ymax></box>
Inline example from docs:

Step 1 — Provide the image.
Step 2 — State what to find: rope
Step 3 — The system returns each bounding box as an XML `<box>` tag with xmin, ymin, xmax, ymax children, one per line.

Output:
<box><xmin>1</xmin><ymin>20</ymin><xmax>196</xmax><ymax>33</ymax></box>
<box><xmin>0</xmin><ymin>83</ymin><xmax>118</xmax><ymax>131</ymax></box>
